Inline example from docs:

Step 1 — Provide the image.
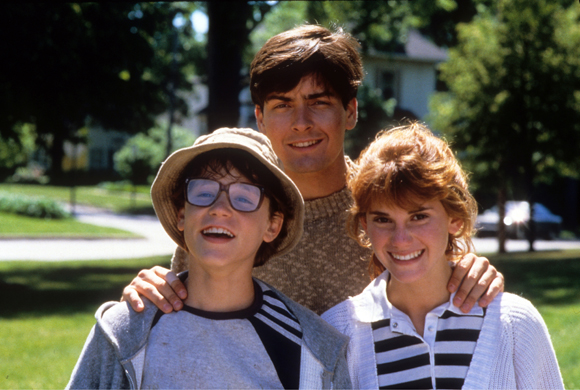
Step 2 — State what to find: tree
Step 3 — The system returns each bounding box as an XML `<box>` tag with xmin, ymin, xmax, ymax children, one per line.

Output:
<box><xmin>0</xmin><ymin>3</ymin><xmax>193</xmax><ymax>181</ymax></box>
<box><xmin>204</xmin><ymin>1</ymin><xmax>274</xmax><ymax>132</ymax></box>
<box><xmin>114</xmin><ymin>124</ymin><xmax>196</xmax><ymax>186</ymax></box>
<box><xmin>429</xmin><ymin>0</ymin><xmax>580</xmax><ymax>251</ymax></box>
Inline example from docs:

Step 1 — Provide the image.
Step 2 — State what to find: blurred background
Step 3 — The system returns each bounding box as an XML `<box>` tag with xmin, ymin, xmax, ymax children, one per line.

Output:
<box><xmin>1</xmin><ymin>1</ymin><xmax>579</xmax><ymax>388</ymax></box>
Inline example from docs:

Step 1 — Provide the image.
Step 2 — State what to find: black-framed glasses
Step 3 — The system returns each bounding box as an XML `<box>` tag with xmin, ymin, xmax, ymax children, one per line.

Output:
<box><xmin>185</xmin><ymin>178</ymin><xmax>265</xmax><ymax>212</ymax></box>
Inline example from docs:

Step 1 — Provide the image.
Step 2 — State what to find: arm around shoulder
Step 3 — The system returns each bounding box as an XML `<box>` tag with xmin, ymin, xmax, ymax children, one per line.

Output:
<box><xmin>502</xmin><ymin>293</ymin><xmax>565</xmax><ymax>389</ymax></box>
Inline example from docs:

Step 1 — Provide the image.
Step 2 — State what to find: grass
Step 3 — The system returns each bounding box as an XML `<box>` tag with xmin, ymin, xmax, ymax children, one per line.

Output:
<box><xmin>0</xmin><ymin>211</ymin><xmax>139</xmax><ymax>238</ymax></box>
<box><xmin>1</xmin><ymin>252</ymin><xmax>579</xmax><ymax>388</ymax></box>
<box><xmin>0</xmin><ymin>256</ymin><xmax>169</xmax><ymax>389</ymax></box>
<box><xmin>0</xmin><ymin>183</ymin><xmax>153</xmax><ymax>214</ymax></box>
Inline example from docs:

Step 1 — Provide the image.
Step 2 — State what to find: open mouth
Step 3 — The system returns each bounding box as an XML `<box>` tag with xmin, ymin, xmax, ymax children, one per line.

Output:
<box><xmin>390</xmin><ymin>249</ymin><xmax>424</xmax><ymax>261</ymax></box>
<box><xmin>202</xmin><ymin>227</ymin><xmax>234</xmax><ymax>238</ymax></box>
<box><xmin>290</xmin><ymin>139</ymin><xmax>321</xmax><ymax>148</ymax></box>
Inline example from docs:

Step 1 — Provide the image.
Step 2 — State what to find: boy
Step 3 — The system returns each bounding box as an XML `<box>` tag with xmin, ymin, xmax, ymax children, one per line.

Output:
<box><xmin>66</xmin><ymin>128</ymin><xmax>350</xmax><ymax>389</ymax></box>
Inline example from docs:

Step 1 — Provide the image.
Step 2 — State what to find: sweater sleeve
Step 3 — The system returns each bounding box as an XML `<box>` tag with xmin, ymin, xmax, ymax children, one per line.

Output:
<box><xmin>505</xmin><ymin>294</ymin><xmax>565</xmax><ymax>389</ymax></box>
<box><xmin>65</xmin><ymin>324</ymin><xmax>130</xmax><ymax>390</ymax></box>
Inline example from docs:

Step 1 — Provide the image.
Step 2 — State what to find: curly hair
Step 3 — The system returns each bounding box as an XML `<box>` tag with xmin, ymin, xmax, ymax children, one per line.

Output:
<box><xmin>347</xmin><ymin>122</ymin><xmax>478</xmax><ymax>278</ymax></box>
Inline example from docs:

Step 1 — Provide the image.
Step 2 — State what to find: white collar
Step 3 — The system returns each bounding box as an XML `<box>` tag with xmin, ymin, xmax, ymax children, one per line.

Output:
<box><xmin>352</xmin><ymin>270</ymin><xmax>485</xmax><ymax>324</ymax></box>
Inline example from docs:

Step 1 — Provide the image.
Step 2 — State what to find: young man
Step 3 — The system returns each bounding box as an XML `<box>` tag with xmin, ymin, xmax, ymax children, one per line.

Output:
<box><xmin>67</xmin><ymin>128</ymin><xmax>351</xmax><ymax>389</ymax></box>
<box><xmin>123</xmin><ymin>25</ymin><xmax>503</xmax><ymax>315</ymax></box>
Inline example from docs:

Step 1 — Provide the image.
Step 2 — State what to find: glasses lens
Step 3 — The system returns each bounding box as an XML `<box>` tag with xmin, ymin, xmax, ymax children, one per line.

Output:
<box><xmin>187</xmin><ymin>179</ymin><xmax>219</xmax><ymax>206</ymax></box>
<box><xmin>229</xmin><ymin>183</ymin><xmax>263</xmax><ymax>212</ymax></box>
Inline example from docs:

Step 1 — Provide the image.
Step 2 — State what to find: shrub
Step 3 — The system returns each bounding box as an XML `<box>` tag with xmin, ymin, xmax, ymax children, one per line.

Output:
<box><xmin>0</xmin><ymin>192</ymin><xmax>70</xmax><ymax>219</ymax></box>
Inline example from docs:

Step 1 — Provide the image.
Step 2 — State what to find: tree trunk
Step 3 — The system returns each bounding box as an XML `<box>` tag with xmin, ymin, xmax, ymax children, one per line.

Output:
<box><xmin>498</xmin><ymin>187</ymin><xmax>507</xmax><ymax>253</ymax></box>
<box><xmin>206</xmin><ymin>2</ymin><xmax>252</xmax><ymax>133</ymax></box>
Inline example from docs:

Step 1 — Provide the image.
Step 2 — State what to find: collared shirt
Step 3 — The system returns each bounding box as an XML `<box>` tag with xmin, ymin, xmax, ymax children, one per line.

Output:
<box><xmin>324</xmin><ymin>271</ymin><xmax>485</xmax><ymax>390</ymax></box>
<box><xmin>371</xmin><ymin>291</ymin><xmax>485</xmax><ymax>389</ymax></box>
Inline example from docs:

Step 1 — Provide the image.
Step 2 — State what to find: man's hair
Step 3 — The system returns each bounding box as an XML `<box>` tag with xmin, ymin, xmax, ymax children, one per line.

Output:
<box><xmin>250</xmin><ymin>24</ymin><xmax>363</xmax><ymax>109</ymax></box>
<box><xmin>171</xmin><ymin>149</ymin><xmax>292</xmax><ymax>267</ymax></box>
<box><xmin>347</xmin><ymin>122</ymin><xmax>477</xmax><ymax>278</ymax></box>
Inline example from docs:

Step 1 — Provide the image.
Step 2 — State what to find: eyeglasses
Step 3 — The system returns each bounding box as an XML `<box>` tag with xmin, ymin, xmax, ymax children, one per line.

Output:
<box><xmin>185</xmin><ymin>178</ymin><xmax>265</xmax><ymax>212</ymax></box>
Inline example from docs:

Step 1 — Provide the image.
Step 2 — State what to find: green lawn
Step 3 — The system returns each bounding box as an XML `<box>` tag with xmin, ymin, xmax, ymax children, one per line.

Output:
<box><xmin>1</xmin><ymin>252</ymin><xmax>579</xmax><ymax>389</ymax></box>
<box><xmin>0</xmin><ymin>183</ymin><xmax>153</xmax><ymax>214</ymax></box>
<box><xmin>0</xmin><ymin>211</ymin><xmax>139</xmax><ymax>238</ymax></box>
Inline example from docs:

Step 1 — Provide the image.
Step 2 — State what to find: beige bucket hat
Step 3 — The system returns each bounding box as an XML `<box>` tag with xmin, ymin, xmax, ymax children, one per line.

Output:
<box><xmin>151</xmin><ymin>127</ymin><xmax>304</xmax><ymax>260</ymax></box>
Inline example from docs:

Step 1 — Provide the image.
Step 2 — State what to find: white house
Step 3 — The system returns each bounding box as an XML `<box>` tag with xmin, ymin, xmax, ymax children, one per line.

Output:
<box><xmin>362</xmin><ymin>29</ymin><xmax>448</xmax><ymax>120</ymax></box>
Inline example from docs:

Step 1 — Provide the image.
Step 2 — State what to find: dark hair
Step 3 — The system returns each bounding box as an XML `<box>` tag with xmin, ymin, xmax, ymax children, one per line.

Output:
<box><xmin>250</xmin><ymin>24</ymin><xmax>363</xmax><ymax>109</ymax></box>
<box><xmin>171</xmin><ymin>149</ymin><xmax>292</xmax><ymax>267</ymax></box>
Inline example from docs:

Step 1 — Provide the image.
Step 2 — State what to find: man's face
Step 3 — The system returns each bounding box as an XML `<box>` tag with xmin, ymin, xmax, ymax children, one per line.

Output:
<box><xmin>255</xmin><ymin>74</ymin><xmax>357</xmax><ymax>178</ymax></box>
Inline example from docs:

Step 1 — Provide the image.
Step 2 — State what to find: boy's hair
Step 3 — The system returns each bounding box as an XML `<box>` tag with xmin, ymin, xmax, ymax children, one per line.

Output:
<box><xmin>171</xmin><ymin>149</ymin><xmax>292</xmax><ymax>267</ymax></box>
<box><xmin>250</xmin><ymin>24</ymin><xmax>363</xmax><ymax>109</ymax></box>
<box><xmin>347</xmin><ymin>122</ymin><xmax>477</xmax><ymax>278</ymax></box>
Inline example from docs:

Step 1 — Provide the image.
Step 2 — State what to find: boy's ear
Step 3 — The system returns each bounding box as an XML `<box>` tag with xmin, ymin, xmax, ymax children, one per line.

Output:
<box><xmin>255</xmin><ymin>105</ymin><xmax>265</xmax><ymax>133</ymax></box>
<box><xmin>177</xmin><ymin>207</ymin><xmax>185</xmax><ymax>232</ymax></box>
<box><xmin>263</xmin><ymin>211</ymin><xmax>284</xmax><ymax>243</ymax></box>
<box><xmin>345</xmin><ymin>98</ymin><xmax>358</xmax><ymax>131</ymax></box>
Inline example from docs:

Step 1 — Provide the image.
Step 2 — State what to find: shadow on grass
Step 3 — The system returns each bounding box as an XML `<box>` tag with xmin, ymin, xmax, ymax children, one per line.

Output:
<box><xmin>490</xmin><ymin>250</ymin><xmax>580</xmax><ymax>306</ymax></box>
<box><xmin>1</xmin><ymin>251</ymin><xmax>579</xmax><ymax>319</ymax></box>
<box><xmin>0</xmin><ymin>256</ymin><xmax>169</xmax><ymax>319</ymax></box>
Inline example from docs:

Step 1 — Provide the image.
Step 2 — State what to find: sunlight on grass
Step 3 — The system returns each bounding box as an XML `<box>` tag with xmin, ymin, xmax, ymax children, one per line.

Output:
<box><xmin>0</xmin><ymin>183</ymin><xmax>152</xmax><ymax>213</ymax></box>
<box><xmin>0</xmin><ymin>313</ymin><xmax>95</xmax><ymax>389</ymax></box>
<box><xmin>538</xmin><ymin>304</ymin><xmax>580</xmax><ymax>389</ymax></box>
<box><xmin>0</xmin><ymin>211</ymin><xmax>139</xmax><ymax>238</ymax></box>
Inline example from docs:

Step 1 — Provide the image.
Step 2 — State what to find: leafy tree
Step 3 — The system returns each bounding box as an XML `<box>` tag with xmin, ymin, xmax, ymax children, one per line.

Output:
<box><xmin>429</xmin><ymin>0</ymin><xmax>580</xmax><ymax>251</ymax></box>
<box><xmin>0</xmin><ymin>3</ymin><xmax>194</xmax><ymax>181</ymax></box>
<box><xmin>114</xmin><ymin>124</ymin><xmax>196</xmax><ymax>186</ymax></box>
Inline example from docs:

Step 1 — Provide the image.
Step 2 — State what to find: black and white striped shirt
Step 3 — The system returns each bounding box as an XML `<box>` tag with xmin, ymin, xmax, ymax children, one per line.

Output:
<box><xmin>372</xmin><ymin>299</ymin><xmax>485</xmax><ymax>389</ymax></box>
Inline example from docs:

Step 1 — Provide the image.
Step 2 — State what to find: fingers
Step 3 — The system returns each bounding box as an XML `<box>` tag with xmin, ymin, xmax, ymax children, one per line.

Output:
<box><xmin>121</xmin><ymin>266</ymin><xmax>187</xmax><ymax>313</ymax></box>
<box><xmin>478</xmin><ymin>270</ymin><xmax>504</xmax><ymax>308</ymax></box>
<box><xmin>122</xmin><ymin>285</ymin><xmax>146</xmax><ymax>312</ymax></box>
<box><xmin>449</xmin><ymin>253</ymin><xmax>492</xmax><ymax>313</ymax></box>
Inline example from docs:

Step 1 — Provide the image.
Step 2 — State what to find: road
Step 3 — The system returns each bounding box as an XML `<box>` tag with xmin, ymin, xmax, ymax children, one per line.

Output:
<box><xmin>1</xmin><ymin>207</ymin><xmax>580</xmax><ymax>261</ymax></box>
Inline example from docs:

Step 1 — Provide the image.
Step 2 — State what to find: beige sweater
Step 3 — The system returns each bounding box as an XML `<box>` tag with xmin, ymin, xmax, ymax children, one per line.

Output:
<box><xmin>171</xmin><ymin>186</ymin><xmax>372</xmax><ymax>315</ymax></box>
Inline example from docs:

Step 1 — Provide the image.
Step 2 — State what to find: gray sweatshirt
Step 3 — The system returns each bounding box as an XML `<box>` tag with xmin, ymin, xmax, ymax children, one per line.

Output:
<box><xmin>66</xmin><ymin>280</ymin><xmax>351</xmax><ymax>389</ymax></box>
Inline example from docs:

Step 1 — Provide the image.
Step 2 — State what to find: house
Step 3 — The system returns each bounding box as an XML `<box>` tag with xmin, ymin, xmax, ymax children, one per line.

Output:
<box><xmin>362</xmin><ymin>29</ymin><xmax>448</xmax><ymax>121</ymax></box>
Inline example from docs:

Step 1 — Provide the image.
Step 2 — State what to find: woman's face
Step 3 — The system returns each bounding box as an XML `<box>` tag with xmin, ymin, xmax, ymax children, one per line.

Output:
<box><xmin>361</xmin><ymin>198</ymin><xmax>462</xmax><ymax>286</ymax></box>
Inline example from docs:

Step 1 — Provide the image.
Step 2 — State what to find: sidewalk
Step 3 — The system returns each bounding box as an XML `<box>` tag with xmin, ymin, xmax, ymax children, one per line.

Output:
<box><xmin>2</xmin><ymin>207</ymin><xmax>580</xmax><ymax>261</ymax></box>
<box><xmin>0</xmin><ymin>206</ymin><xmax>176</xmax><ymax>261</ymax></box>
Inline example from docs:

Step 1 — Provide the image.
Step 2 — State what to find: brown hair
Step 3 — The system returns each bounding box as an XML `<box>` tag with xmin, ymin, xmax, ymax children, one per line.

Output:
<box><xmin>171</xmin><ymin>149</ymin><xmax>292</xmax><ymax>267</ymax></box>
<box><xmin>250</xmin><ymin>24</ymin><xmax>363</xmax><ymax>109</ymax></box>
<box><xmin>347</xmin><ymin>122</ymin><xmax>477</xmax><ymax>278</ymax></box>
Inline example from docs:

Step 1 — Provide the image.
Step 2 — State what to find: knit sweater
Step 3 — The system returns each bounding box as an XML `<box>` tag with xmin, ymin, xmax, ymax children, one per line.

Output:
<box><xmin>171</xmin><ymin>186</ymin><xmax>372</xmax><ymax>315</ymax></box>
<box><xmin>322</xmin><ymin>272</ymin><xmax>565</xmax><ymax>389</ymax></box>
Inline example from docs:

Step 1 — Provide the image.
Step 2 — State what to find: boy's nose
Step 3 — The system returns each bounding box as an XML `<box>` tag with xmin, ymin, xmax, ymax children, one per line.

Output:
<box><xmin>208</xmin><ymin>192</ymin><xmax>233</xmax><ymax>216</ymax></box>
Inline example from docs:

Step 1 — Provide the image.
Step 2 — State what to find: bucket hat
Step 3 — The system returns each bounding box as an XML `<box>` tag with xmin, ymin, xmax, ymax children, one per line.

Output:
<box><xmin>151</xmin><ymin>127</ymin><xmax>304</xmax><ymax>260</ymax></box>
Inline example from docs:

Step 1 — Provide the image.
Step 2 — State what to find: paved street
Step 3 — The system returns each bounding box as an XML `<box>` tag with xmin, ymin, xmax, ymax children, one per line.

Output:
<box><xmin>1</xmin><ymin>207</ymin><xmax>580</xmax><ymax>261</ymax></box>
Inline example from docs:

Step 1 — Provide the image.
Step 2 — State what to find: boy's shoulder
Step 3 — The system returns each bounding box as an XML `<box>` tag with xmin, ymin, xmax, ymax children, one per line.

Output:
<box><xmin>95</xmin><ymin>299</ymin><xmax>159</xmax><ymax>357</ymax></box>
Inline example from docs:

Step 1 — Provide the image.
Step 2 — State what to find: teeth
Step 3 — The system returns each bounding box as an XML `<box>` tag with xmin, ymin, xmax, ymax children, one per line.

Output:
<box><xmin>203</xmin><ymin>227</ymin><xmax>234</xmax><ymax>237</ymax></box>
<box><xmin>292</xmin><ymin>140</ymin><xmax>318</xmax><ymax>148</ymax></box>
<box><xmin>392</xmin><ymin>250</ymin><xmax>423</xmax><ymax>261</ymax></box>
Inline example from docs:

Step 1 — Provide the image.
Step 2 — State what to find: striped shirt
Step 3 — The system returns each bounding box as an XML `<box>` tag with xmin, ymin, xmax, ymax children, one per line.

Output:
<box><xmin>145</xmin><ymin>278</ymin><xmax>302</xmax><ymax>389</ymax></box>
<box><xmin>372</xmin><ymin>302</ymin><xmax>485</xmax><ymax>389</ymax></box>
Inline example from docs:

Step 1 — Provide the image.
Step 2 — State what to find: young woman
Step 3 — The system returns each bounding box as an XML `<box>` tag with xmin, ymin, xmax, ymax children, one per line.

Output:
<box><xmin>322</xmin><ymin>123</ymin><xmax>564</xmax><ymax>389</ymax></box>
